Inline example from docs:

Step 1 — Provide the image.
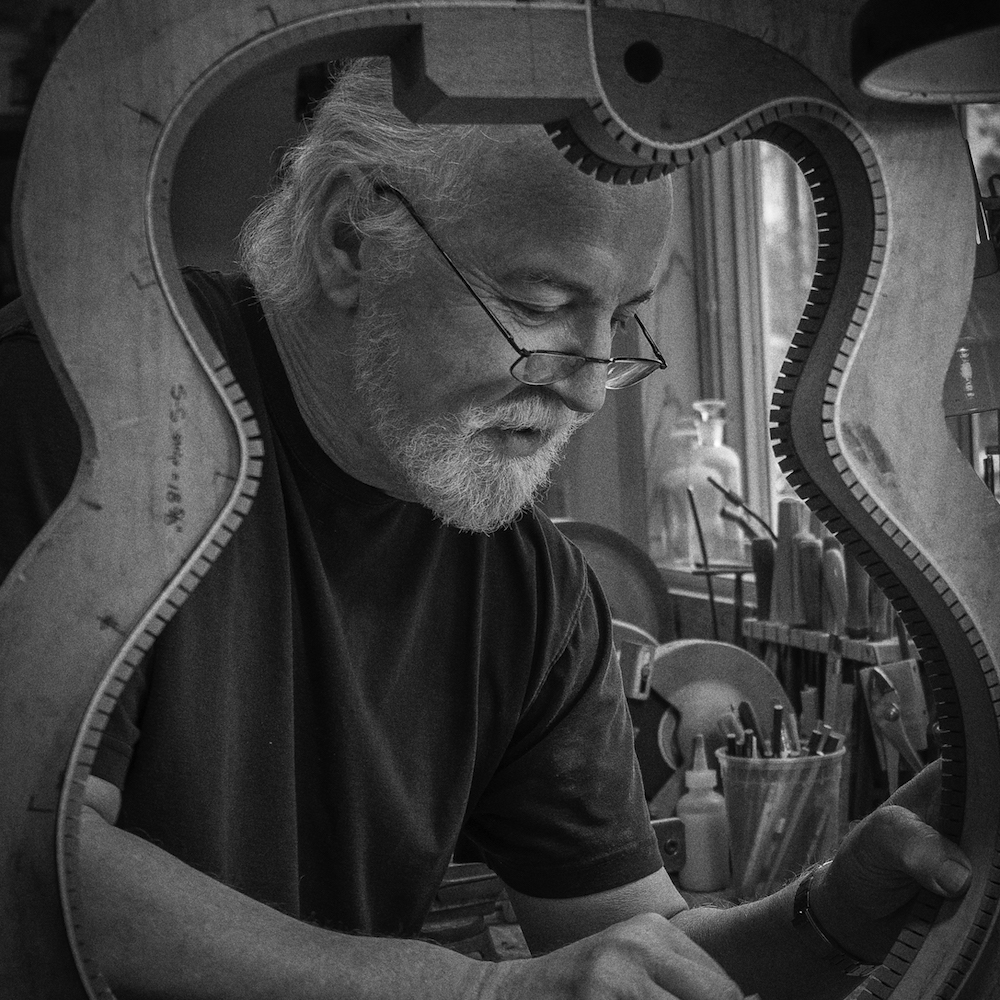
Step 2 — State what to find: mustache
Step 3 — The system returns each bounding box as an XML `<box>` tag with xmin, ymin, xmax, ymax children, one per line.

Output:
<box><xmin>461</xmin><ymin>392</ymin><xmax>591</xmax><ymax>436</ymax></box>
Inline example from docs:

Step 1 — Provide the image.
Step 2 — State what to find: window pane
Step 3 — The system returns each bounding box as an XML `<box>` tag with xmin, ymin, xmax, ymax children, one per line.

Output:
<box><xmin>757</xmin><ymin>143</ymin><xmax>819</xmax><ymax>523</ymax></box>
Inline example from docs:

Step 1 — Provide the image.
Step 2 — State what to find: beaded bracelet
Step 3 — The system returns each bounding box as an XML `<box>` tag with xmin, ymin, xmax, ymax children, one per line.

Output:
<box><xmin>791</xmin><ymin>862</ymin><xmax>880</xmax><ymax>978</ymax></box>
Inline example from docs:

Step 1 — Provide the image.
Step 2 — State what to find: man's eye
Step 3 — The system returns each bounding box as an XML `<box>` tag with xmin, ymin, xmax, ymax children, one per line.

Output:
<box><xmin>507</xmin><ymin>301</ymin><xmax>560</xmax><ymax>324</ymax></box>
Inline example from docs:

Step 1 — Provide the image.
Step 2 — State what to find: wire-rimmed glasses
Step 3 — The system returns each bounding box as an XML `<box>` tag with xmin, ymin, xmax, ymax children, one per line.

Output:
<box><xmin>374</xmin><ymin>183</ymin><xmax>668</xmax><ymax>389</ymax></box>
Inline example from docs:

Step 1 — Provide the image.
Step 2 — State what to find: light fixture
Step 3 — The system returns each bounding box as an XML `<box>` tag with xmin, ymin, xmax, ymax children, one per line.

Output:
<box><xmin>852</xmin><ymin>1</ymin><xmax>1000</xmax><ymax>103</ymax></box>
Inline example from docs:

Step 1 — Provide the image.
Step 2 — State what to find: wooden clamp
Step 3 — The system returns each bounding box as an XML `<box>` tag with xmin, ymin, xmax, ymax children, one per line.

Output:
<box><xmin>1</xmin><ymin>2</ymin><xmax>997</xmax><ymax>998</ymax></box>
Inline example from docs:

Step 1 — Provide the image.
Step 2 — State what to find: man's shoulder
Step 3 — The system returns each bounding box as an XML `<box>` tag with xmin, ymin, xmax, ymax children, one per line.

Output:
<box><xmin>179</xmin><ymin>267</ymin><xmax>258</xmax><ymax>333</ymax></box>
<box><xmin>176</xmin><ymin>269</ymin><xmax>273</xmax><ymax>392</ymax></box>
<box><xmin>508</xmin><ymin>507</ymin><xmax>590</xmax><ymax>578</ymax></box>
<box><xmin>180</xmin><ymin>266</ymin><xmax>253</xmax><ymax>303</ymax></box>
<box><xmin>490</xmin><ymin>508</ymin><xmax>596</xmax><ymax>631</ymax></box>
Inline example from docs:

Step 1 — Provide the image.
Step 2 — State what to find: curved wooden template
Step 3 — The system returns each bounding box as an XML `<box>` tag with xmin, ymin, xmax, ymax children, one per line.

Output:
<box><xmin>2</xmin><ymin>3</ymin><xmax>393</xmax><ymax>997</ymax></box>
<box><xmin>752</xmin><ymin>113</ymin><xmax>1000</xmax><ymax>998</ymax></box>
<box><xmin>0</xmin><ymin>3</ymin><xmax>599</xmax><ymax>996</ymax></box>
<box><xmin>1</xmin><ymin>1</ymin><xmax>997</xmax><ymax>998</ymax></box>
<box><xmin>576</xmin><ymin>7</ymin><xmax>1000</xmax><ymax>993</ymax></box>
<box><xmin>757</xmin><ymin>110</ymin><xmax>1000</xmax><ymax>999</ymax></box>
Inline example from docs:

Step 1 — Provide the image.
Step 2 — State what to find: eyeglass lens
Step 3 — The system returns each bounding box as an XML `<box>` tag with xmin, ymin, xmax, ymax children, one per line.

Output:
<box><xmin>511</xmin><ymin>315</ymin><xmax>662</xmax><ymax>389</ymax></box>
<box><xmin>513</xmin><ymin>354</ymin><xmax>661</xmax><ymax>388</ymax></box>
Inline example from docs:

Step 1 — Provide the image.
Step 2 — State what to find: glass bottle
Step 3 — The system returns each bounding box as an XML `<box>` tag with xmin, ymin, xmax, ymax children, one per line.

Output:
<box><xmin>686</xmin><ymin>399</ymin><xmax>745</xmax><ymax>566</ymax></box>
<box><xmin>652</xmin><ymin>418</ymin><xmax>699</xmax><ymax>565</ymax></box>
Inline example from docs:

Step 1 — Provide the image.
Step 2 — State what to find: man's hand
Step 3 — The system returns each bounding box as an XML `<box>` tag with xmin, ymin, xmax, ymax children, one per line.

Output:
<box><xmin>478</xmin><ymin>912</ymin><xmax>751</xmax><ymax>1000</ymax></box>
<box><xmin>808</xmin><ymin>759</ymin><xmax>971</xmax><ymax>963</ymax></box>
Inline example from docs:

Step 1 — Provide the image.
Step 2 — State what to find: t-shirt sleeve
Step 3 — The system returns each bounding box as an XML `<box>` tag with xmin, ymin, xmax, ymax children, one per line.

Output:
<box><xmin>89</xmin><ymin>665</ymin><xmax>149</xmax><ymax>788</ymax></box>
<box><xmin>463</xmin><ymin>567</ymin><xmax>664</xmax><ymax>899</ymax></box>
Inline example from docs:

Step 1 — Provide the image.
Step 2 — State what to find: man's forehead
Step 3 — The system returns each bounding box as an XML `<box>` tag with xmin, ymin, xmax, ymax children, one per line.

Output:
<box><xmin>469</xmin><ymin>127</ymin><xmax>673</xmax><ymax>226</ymax></box>
<box><xmin>454</xmin><ymin>127</ymin><xmax>673</xmax><ymax>290</ymax></box>
<box><xmin>493</xmin><ymin>265</ymin><xmax>657</xmax><ymax>306</ymax></box>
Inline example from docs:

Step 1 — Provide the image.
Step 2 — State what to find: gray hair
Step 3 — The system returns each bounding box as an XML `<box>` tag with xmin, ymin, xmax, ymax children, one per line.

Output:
<box><xmin>239</xmin><ymin>58</ymin><xmax>496</xmax><ymax>316</ymax></box>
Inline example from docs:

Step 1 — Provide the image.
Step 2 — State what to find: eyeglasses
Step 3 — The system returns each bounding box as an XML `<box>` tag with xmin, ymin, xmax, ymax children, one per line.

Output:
<box><xmin>374</xmin><ymin>183</ymin><xmax>668</xmax><ymax>389</ymax></box>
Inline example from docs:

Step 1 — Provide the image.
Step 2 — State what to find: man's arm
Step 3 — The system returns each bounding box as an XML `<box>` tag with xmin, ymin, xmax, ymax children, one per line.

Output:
<box><xmin>504</xmin><ymin>871</ymin><xmax>853</xmax><ymax>1000</ymax></box>
<box><xmin>672</xmin><ymin>882</ymin><xmax>856</xmax><ymax>1000</ymax></box>
<box><xmin>79</xmin><ymin>777</ymin><xmax>490</xmax><ymax>1000</ymax></box>
<box><xmin>506</xmin><ymin>868</ymin><xmax>686</xmax><ymax>954</ymax></box>
<box><xmin>500</xmin><ymin>762</ymin><xmax>971</xmax><ymax>1000</ymax></box>
<box><xmin>80</xmin><ymin>777</ymin><xmax>745</xmax><ymax>1000</ymax></box>
<box><xmin>673</xmin><ymin>785</ymin><xmax>970</xmax><ymax>1000</ymax></box>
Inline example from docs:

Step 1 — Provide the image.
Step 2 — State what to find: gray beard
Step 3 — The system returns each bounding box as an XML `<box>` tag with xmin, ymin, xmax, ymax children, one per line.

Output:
<box><xmin>351</xmin><ymin>299</ymin><xmax>588</xmax><ymax>534</ymax></box>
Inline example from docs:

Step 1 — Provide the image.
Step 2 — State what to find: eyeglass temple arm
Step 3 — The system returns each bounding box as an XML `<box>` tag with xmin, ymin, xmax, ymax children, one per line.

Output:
<box><xmin>375</xmin><ymin>182</ymin><xmax>665</xmax><ymax>369</ymax></box>
<box><xmin>373</xmin><ymin>182</ymin><xmax>530</xmax><ymax>359</ymax></box>
<box><xmin>633</xmin><ymin>314</ymin><xmax>667</xmax><ymax>368</ymax></box>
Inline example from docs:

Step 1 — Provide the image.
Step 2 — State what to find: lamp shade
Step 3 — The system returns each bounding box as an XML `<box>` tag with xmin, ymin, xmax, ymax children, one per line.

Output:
<box><xmin>852</xmin><ymin>1</ymin><xmax>1000</xmax><ymax>103</ymax></box>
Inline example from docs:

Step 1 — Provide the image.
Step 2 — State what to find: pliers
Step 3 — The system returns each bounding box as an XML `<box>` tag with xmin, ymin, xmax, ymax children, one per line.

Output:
<box><xmin>867</xmin><ymin>667</ymin><xmax>924</xmax><ymax>793</ymax></box>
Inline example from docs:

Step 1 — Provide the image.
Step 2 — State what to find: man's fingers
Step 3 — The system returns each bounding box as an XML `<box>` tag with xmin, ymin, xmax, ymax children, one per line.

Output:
<box><xmin>504</xmin><ymin>913</ymin><xmax>752</xmax><ymax>1000</ymax></box>
<box><xmin>620</xmin><ymin>913</ymin><xmax>729</xmax><ymax>974</ymax></box>
<box><xmin>886</xmin><ymin>758</ymin><xmax>942</xmax><ymax>822</ymax></box>
<box><xmin>649</xmin><ymin>956</ymin><xmax>745</xmax><ymax>1000</ymax></box>
<box><xmin>875</xmin><ymin>804</ymin><xmax>971</xmax><ymax>898</ymax></box>
<box><xmin>610</xmin><ymin>914</ymin><xmax>746</xmax><ymax>1000</ymax></box>
<box><xmin>894</xmin><ymin>808</ymin><xmax>971</xmax><ymax>897</ymax></box>
<box><xmin>869</xmin><ymin>762</ymin><xmax>970</xmax><ymax>897</ymax></box>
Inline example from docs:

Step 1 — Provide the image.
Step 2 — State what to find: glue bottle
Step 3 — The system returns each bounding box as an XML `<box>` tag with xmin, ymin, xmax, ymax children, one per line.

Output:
<box><xmin>676</xmin><ymin>734</ymin><xmax>730</xmax><ymax>892</ymax></box>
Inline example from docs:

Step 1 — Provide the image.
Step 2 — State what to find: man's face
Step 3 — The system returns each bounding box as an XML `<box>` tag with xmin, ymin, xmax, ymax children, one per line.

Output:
<box><xmin>351</xmin><ymin>131</ymin><xmax>672</xmax><ymax>533</ymax></box>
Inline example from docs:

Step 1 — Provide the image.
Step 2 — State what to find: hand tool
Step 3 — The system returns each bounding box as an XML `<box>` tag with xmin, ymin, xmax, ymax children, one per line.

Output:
<box><xmin>868</xmin><ymin>580</ymin><xmax>894</xmax><ymax>641</ymax></box>
<box><xmin>864</xmin><ymin>666</ymin><xmax>925</xmax><ymax>793</ymax></box>
<box><xmin>707</xmin><ymin>476</ymin><xmax>777</xmax><ymax>543</ymax></box>
<box><xmin>770</xmin><ymin>497</ymin><xmax>807</xmax><ymax>706</ymax></box>
<box><xmin>686</xmin><ymin>486</ymin><xmax>719</xmax><ymax>640</ymax></box>
<box><xmin>751</xmin><ymin>536</ymin><xmax>775</xmax><ymax>622</ymax></box>
<box><xmin>770</xmin><ymin>497</ymin><xmax>805</xmax><ymax>626</ymax></box>
<box><xmin>771</xmin><ymin>701</ymin><xmax>787</xmax><ymax>758</ymax></box>
<box><xmin>820</xmin><ymin>539</ymin><xmax>849</xmax><ymax>732</ymax></box>
<box><xmin>844</xmin><ymin>549</ymin><xmax>871</xmax><ymax>639</ymax></box>
<box><xmin>795</xmin><ymin>527</ymin><xmax>824</xmax><ymax>696</ymax></box>
<box><xmin>796</xmin><ymin>533</ymin><xmax>823</xmax><ymax>630</ymax></box>
<box><xmin>738</xmin><ymin>700</ymin><xmax>765</xmax><ymax>754</ymax></box>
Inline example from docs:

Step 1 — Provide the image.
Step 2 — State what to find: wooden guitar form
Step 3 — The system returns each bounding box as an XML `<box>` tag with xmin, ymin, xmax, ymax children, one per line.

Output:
<box><xmin>1</xmin><ymin>1</ymin><xmax>997</xmax><ymax>997</ymax></box>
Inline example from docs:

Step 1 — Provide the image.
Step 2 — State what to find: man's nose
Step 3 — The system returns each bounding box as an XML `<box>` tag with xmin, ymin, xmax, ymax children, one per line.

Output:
<box><xmin>548</xmin><ymin>361</ymin><xmax>608</xmax><ymax>414</ymax></box>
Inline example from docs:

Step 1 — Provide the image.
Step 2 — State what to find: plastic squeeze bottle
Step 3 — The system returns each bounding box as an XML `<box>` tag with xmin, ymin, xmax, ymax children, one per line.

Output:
<box><xmin>676</xmin><ymin>734</ymin><xmax>730</xmax><ymax>892</ymax></box>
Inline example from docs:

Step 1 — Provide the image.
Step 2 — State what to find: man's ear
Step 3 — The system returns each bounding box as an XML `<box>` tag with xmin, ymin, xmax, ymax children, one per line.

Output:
<box><xmin>310</xmin><ymin>173</ymin><xmax>363</xmax><ymax>310</ymax></box>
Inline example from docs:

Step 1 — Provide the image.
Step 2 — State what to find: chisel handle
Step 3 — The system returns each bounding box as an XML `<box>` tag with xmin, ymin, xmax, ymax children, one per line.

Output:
<box><xmin>844</xmin><ymin>550</ymin><xmax>871</xmax><ymax>639</ymax></box>
<box><xmin>821</xmin><ymin>546</ymin><xmax>848</xmax><ymax>635</ymax></box>
<box><xmin>770</xmin><ymin>497</ymin><xmax>806</xmax><ymax>625</ymax></box>
<box><xmin>751</xmin><ymin>537</ymin><xmax>775</xmax><ymax>620</ymax></box>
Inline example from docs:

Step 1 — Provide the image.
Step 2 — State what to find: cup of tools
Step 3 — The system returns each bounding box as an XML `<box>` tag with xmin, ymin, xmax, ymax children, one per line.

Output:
<box><xmin>716</xmin><ymin>746</ymin><xmax>845</xmax><ymax>900</ymax></box>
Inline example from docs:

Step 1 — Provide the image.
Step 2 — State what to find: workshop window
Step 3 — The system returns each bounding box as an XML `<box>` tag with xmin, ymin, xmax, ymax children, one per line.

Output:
<box><xmin>948</xmin><ymin>103</ymin><xmax>1000</xmax><ymax>493</ymax></box>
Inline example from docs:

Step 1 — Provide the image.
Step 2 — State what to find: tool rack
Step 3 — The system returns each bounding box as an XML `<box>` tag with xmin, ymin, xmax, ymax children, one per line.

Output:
<box><xmin>742</xmin><ymin>620</ymin><xmax>918</xmax><ymax>666</ymax></box>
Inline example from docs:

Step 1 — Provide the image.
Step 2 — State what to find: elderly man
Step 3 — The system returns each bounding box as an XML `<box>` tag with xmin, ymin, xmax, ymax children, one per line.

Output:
<box><xmin>0</xmin><ymin>59</ymin><xmax>969</xmax><ymax>1000</ymax></box>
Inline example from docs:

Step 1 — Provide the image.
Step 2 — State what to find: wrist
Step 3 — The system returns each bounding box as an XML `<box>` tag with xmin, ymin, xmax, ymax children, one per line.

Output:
<box><xmin>465</xmin><ymin>957</ymin><xmax>528</xmax><ymax>1000</ymax></box>
<box><xmin>791</xmin><ymin>862</ymin><xmax>880</xmax><ymax>978</ymax></box>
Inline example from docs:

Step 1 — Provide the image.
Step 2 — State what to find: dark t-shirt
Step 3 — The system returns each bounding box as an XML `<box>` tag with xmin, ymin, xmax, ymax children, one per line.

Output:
<box><xmin>0</xmin><ymin>271</ymin><xmax>662</xmax><ymax>936</ymax></box>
